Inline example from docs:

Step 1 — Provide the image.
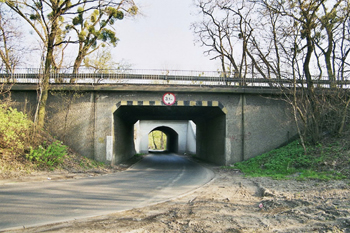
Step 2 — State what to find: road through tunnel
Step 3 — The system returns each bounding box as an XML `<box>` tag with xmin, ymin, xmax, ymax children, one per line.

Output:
<box><xmin>113</xmin><ymin>101</ymin><xmax>227</xmax><ymax>165</ymax></box>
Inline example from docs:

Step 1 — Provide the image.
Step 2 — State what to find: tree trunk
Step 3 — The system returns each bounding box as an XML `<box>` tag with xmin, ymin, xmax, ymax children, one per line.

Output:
<box><xmin>36</xmin><ymin>19</ymin><xmax>58</xmax><ymax>128</ymax></box>
<box><xmin>152</xmin><ymin>132</ymin><xmax>157</xmax><ymax>150</ymax></box>
<box><xmin>324</xmin><ymin>28</ymin><xmax>335</xmax><ymax>88</ymax></box>
<box><xmin>71</xmin><ymin>44</ymin><xmax>89</xmax><ymax>82</ymax></box>
<box><xmin>72</xmin><ymin>52</ymin><xmax>84</xmax><ymax>74</ymax></box>
<box><xmin>160</xmin><ymin>132</ymin><xmax>164</xmax><ymax>150</ymax></box>
<box><xmin>338</xmin><ymin>96</ymin><xmax>350</xmax><ymax>135</ymax></box>
<box><xmin>304</xmin><ymin>35</ymin><xmax>320</xmax><ymax>144</ymax></box>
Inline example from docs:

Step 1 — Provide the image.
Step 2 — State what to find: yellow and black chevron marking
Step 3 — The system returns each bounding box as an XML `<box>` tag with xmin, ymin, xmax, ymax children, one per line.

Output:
<box><xmin>116</xmin><ymin>100</ymin><xmax>227</xmax><ymax>114</ymax></box>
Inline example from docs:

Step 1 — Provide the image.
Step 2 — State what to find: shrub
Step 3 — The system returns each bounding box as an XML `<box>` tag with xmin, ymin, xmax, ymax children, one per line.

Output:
<box><xmin>26</xmin><ymin>140</ymin><xmax>68</xmax><ymax>168</ymax></box>
<box><xmin>0</xmin><ymin>103</ymin><xmax>33</xmax><ymax>155</ymax></box>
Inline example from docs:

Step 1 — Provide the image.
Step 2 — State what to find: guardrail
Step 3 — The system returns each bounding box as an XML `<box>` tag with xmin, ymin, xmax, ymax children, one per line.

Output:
<box><xmin>0</xmin><ymin>69</ymin><xmax>349</xmax><ymax>88</ymax></box>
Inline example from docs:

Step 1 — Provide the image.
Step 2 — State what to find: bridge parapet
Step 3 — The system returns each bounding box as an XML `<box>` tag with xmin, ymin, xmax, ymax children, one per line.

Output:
<box><xmin>1</xmin><ymin>69</ymin><xmax>349</xmax><ymax>88</ymax></box>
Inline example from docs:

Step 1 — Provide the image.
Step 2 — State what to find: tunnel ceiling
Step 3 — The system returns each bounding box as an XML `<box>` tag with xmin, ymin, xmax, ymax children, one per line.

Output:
<box><xmin>115</xmin><ymin>105</ymin><xmax>225</xmax><ymax>124</ymax></box>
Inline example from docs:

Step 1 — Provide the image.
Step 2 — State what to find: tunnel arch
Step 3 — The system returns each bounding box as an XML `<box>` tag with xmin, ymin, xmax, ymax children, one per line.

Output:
<box><xmin>148</xmin><ymin>126</ymin><xmax>179</xmax><ymax>153</ymax></box>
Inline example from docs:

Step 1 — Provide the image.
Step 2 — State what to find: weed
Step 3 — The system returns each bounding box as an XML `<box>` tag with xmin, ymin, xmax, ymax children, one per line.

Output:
<box><xmin>26</xmin><ymin>141</ymin><xmax>68</xmax><ymax>169</ymax></box>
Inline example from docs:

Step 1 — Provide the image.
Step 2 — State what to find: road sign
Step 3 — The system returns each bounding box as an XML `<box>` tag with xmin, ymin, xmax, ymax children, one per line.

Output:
<box><xmin>162</xmin><ymin>92</ymin><xmax>176</xmax><ymax>106</ymax></box>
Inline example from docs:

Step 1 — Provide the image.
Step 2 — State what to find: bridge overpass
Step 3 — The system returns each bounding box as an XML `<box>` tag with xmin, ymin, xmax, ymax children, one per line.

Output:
<box><xmin>4</xmin><ymin>69</ymin><xmax>344</xmax><ymax>165</ymax></box>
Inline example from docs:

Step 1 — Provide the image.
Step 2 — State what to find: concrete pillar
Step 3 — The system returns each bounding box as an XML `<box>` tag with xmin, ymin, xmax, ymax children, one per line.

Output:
<box><xmin>196</xmin><ymin>114</ymin><xmax>226</xmax><ymax>165</ymax></box>
<box><xmin>113</xmin><ymin>113</ymin><xmax>136</xmax><ymax>164</ymax></box>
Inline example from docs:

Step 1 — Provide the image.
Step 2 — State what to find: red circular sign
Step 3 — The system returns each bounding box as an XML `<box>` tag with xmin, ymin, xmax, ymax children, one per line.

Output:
<box><xmin>162</xmin><ymin>92</ymin><xmax>176</xmax><ymax>106</ymax></box>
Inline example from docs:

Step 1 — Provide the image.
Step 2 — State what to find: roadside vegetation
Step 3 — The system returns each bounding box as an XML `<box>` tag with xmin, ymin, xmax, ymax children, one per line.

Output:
<box><xmin>227</xmin><ymin>136</ymin><xmax>350</xmax><ymax>181</ymax></box>
<box><xmin>0</xmin><ymin>97</ymin><xmax>107</xmax><ymax>179</ymax></box>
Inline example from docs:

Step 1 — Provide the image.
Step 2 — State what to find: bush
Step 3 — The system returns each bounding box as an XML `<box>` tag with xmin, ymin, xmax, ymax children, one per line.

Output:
<box><xmin>0</xmin><ymin>103</ymin><xmax>33</xmax><ymax>155</ymax></box>
<box><xmin>26</xmin><ymin>140</ymin><xmax>68</xmax><ymax>168</ymax></box>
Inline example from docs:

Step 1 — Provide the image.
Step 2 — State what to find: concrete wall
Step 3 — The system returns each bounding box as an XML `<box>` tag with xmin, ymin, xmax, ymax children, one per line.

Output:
<box><xmin>46</xmin><ymin>92</ymin><xmax>96</xmax><ymax>159</ymax></box>
<box><xmin>5</xmin><ymin>91</ymin><xmax>37</xmax><ymax>119</ymax></box>
<box><xmin>7</xmin><ymin>86</ymin><xmax>298</xmax><ymax>165</ymax></box>
<box><xmin>243</xmin><ymin>94</ymin><xmax>295</xmax><ymax>161</ymax></box>
<box><xmin>134</xmin><ymin>121</ymin><xmax>141</xmax><ymax>153</ymax></box>
<box><xmin>186</xmin><ymin>121</ymin><xmax>196</xmax><ymax>154</ymax></box>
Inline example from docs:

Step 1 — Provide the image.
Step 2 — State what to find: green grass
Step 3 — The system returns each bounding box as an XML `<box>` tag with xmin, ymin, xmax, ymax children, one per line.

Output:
<box><xmin>225</xmin><ymin>140</ymin><xmax>348</xmax><ymax>180</ymax></box>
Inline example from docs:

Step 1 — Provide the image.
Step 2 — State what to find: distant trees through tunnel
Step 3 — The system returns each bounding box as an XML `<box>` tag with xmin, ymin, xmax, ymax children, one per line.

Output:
<box><xmin>147</xmin><ymin>126</ymin><xmax>179</xmax><ymax>153</ymax></box>
<box><xmin>148</xmin><ymin>130</ymin><xmax>167</xmax><ymax>151</ymax></box>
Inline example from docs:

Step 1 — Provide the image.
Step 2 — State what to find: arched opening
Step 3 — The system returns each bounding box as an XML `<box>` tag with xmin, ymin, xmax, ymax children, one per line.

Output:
<box><xmin>148</xmin><ymin>130</ymin><xmax>167</xmax><ymax>151</ymax></box>
<box><xmin>147</xmin><ymin>126</ymin><xmax>179</xmax><ymax>153</ymax></box>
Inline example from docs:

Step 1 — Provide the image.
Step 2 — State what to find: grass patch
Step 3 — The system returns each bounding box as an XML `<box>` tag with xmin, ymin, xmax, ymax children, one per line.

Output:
<box><xmin>225</xmin><ymin>140</ymin><xmax>349</xmax><ymax>180</ymax></box>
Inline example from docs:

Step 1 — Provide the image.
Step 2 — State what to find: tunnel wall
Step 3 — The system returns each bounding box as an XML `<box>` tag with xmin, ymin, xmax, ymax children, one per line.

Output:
<box><xmin>186</xmin><ymin>121</ymin><xmax>196</xmax><ymax>155</ymax></box>
<box><xmin>7</xmin><ymin>87</ymin><xmax>298</xmax><ymax>165</ymax></box>
<box><xmin>163</xmin><ymin>127</ymin><xmax>178</xmax><ymax>153</ymax></box>
<box><xmin>113</xmin><ymin>114</ymin><xmax>136</xmax><ymax>164</ymax></box>
<box><xmin>196</xmin><ymin>114</ymin><xmax>226</xmax><ymax>165</ymax></box>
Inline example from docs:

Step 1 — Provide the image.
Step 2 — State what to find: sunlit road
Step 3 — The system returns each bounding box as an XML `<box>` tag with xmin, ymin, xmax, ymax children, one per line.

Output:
<box><xmin>0</xmin><ymin>154</ymin><xmax>214</xmax><ymax>231</ymax></box>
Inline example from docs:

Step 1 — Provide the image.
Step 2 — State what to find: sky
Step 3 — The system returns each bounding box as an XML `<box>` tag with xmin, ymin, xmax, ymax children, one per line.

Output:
<box><xmin>112</xmin><ymin>0</ymin><xmax>220</xmax><ymax>71</ymax></box>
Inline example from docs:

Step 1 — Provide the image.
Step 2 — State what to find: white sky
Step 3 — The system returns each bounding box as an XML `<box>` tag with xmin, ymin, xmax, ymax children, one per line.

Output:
<box><xmin>112</xmin><ymin>0</ymin><xmax>220</xmax><ymax>71</ymax></box>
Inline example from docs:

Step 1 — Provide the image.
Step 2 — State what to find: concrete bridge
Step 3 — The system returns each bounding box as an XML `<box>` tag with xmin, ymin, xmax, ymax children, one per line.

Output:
<box><xmin>4</xmin><ymin>75</ymin><xmax>301</xmax><ymax>165</ymax></box>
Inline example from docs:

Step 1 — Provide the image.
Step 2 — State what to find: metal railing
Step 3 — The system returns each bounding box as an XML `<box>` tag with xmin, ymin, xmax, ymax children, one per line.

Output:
<box><xmin>0</xmin><ymin>68</ymin><xmax>349</xmax><ymax>88</ymax></box>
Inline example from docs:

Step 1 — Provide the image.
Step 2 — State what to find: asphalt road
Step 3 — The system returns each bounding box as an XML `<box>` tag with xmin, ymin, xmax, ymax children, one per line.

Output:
<box><xmin>0</xmin><ymin>154</ymin><xmax>214</xmax><ymax>231</ymax></box>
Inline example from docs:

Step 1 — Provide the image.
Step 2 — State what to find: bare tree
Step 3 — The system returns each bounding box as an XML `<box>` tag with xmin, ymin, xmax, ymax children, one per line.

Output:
<box><xmin>336</xmin><ymin>1</ymin><xmax>350</xmax><ymax>84</ymax></box>
<box><xmin>0</xmin><ymin>6</ymin><xmax>26</xmax><ymax>73</ymax></box>
<box><xmin>193</xmin><ymin>0</ymin><xmax>350</xmax><ymax>144</ymax></box>
<box><xmin>192</xmin><ymin>0</ymin><xmax>248</xmax><ymax>79</ymax></box>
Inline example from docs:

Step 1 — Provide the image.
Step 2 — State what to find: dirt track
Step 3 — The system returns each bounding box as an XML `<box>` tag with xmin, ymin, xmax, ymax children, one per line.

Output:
<box><xmin>4</xmin><ymin>167</ymin><xmax>350</xmax><ymax>233</ymax></box>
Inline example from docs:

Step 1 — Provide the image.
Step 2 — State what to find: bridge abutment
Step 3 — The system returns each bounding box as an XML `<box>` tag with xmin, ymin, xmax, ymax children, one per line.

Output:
<box><xmin>6</xmin><ymin>85</ymin><xmax>298</xmax><ymax>166</ymax></box>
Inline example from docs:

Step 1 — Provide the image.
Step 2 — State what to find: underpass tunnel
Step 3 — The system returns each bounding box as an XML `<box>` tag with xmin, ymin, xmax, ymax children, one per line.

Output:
<box><xmin>113</xmin><ymin>101</ymin><xmax>227</xmax><ymax>165</ymax></box>
<box><xmin>148</xmin><ymin>126</ymin><xmax>179</xmax><ymax>153</ymax></box>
